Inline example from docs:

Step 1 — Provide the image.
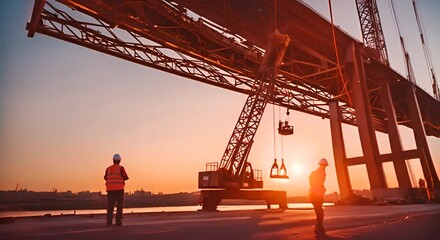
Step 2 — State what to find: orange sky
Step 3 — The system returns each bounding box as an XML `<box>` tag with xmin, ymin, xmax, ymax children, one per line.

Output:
<box><xmin>0</xmin><ymin>0</ymin><xmax>439</xmax><ymax>196</ymax></box>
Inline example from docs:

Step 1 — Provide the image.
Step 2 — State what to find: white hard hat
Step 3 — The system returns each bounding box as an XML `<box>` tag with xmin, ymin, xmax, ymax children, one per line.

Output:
<box><xmin>113</xmin><ymin>153</ymin><xmax>122</xmax><ymax>161</ymax></box>
<box><xmin>319</xmin><ymin>158</ymin><xmax>328</xmax><ymax>166</ymax></box>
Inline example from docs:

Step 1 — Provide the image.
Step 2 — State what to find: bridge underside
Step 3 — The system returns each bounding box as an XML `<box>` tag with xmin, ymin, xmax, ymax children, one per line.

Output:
<box><xmin>27</xmin><ymin>0</ymin><xmax>440</xmax><ymax>201</ymax></box>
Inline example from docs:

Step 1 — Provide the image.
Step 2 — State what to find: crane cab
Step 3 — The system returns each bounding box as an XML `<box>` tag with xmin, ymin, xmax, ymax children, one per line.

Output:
<box><xmin>198</xmin><ymin>162</ymin><xmax>263</xmax><ymax>189</ymax></box>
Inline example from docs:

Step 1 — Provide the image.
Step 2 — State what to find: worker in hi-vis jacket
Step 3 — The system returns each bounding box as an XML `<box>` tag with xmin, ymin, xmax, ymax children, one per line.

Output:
<box><xmin>104</xmin><ymin>153</ymin><xmax>129</xmax><ymax>226</ymax></box>
<box><xmin>309</xmin><ymin>158</ymin><xmax>328</xmax><ymax>234</ymax></box>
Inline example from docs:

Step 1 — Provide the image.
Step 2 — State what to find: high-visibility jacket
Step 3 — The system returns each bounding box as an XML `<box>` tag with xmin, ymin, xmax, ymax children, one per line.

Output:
<box><xmin>105</xmin><ymin>164</ymin><xmax>128</xmax><ymax>191</ymax></box>
<box><xmin>309</xmin><ymin>167</ymin><xmax>326</xmax><ymax>196</ymax></box>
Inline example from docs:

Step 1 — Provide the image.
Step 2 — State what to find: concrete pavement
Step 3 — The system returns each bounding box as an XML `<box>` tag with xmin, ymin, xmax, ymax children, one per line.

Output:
<box><xmin>1</xmin><ymin>204</ymin><xmax>440</xmax><ymax>240</ymax></box>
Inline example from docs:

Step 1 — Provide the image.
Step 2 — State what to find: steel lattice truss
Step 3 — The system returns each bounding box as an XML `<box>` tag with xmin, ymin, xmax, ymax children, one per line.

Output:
<box><xmin>355</xmin><ymin>0</ymin><xmax>389</xmax><ymax>66</ymax></box>
<box><xmin>27</xmin><ymin>0</ymin><xmax>440</xmax><ymax>137</ymax></box>
<box><xmin>28</xmin><ymin>0</ymin><xmax>357</xmax><ymax>125</ymax></box>
<box><xmin>219</xmin><ymin>32</ymin><xmax>289</xmax><ymax>179</ymax></box>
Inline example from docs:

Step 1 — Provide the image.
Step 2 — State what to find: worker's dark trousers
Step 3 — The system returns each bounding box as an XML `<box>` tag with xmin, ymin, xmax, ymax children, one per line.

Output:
<box><xmin>107</xmin><ymin>190</ymin><xmax>124</xmax><ymax>225</ymax></box>
<box><xmin>309</xmin><ymin>194</ymin><xmax>324</xmax><ymax>230</ymax></box>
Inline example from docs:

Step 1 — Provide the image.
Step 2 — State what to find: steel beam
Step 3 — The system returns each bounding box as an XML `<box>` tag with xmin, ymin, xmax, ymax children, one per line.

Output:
<box><xmin>26</xmin><ymin>0</ymin><xmax>46</xmax><ymax>37</ymax></box>
<box><xmin>329</xmin><ymin>100</ymin><xmax>353</xmax><ymax>200</ymax></box>
<box><xmin>27</xmin><ymin>0</ymin><xmax>440</xmax><ymax>137</ymax></box>
<box><xmin>380</xmin><ymin>78</ymin><xmax>412</xmax><ymax>188</ymax></box>
<box><xmin>345</xmin><ymin>42</ymin><xmax>386</xmax><ymax>189</ymax></box>
<box><xmin>405</xmin><ymin>84</ymin><xmax>440</xmax><ymax>189</ymax></box>
<box><xmin>347</xmin><ymin>149</ymin><xmax>422</xmax><ymax>166</ymax></box>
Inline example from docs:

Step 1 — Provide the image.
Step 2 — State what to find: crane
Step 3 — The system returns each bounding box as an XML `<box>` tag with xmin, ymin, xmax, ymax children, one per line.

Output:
<box><xmin>356</xmin><ymin>0</ymin><xmax>438</xmax><ymax>99</ymax></box>
<box><xmin>355</xmin><ymin>0</ymin><xmax>389</xmax><ymax>66</ymax></box>
<box><xmin>198</xmin><ymin>31</ymin><xmax>291</xmax><ymax>210</ymax></box>
<box><xmin>199</xmin><ymin>31</ymin><xmax>290</xmax><ymax>190</ymax></box>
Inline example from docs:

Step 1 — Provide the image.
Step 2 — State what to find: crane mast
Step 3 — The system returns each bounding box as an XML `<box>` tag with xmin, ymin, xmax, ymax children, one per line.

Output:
<box><xmin>355</xmin><ymin>0</ymin><xmax>389</xmax><ymax>66</ymax></box>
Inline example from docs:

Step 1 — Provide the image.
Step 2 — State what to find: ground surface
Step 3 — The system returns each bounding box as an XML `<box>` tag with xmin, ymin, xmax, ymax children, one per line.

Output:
<box><xmin>1</xmin><ymin>204</ymin><xmax>440</xmax><ymax>240</ymax></box>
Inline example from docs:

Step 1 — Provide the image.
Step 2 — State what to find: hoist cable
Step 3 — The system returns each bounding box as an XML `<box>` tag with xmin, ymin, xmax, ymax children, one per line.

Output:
<box><xmin>273</xmin><ymin>104</ymin><xmax>277</xmax><ymax>160</ymax></box>
<box><xmin>328</xmin><ymin>0</ymin><xmax>353</xmax><ymax>107</ymax></box>
<box><xmin>281</xmin><ymin>127</ymin><xmax>284</xmax><ymax>159</ymax></box>
<box><xmin>274</xmin><ymin>0</ymin><xmax>277</xmax><ymax>31</ymax></box>
<box><xmin>389</xmin><ymin>0</ymin><xmax>416</xmax><ymax>83</ymax></box>
<box><xmin>279</xmin><ymin>106</ymin><xmax>284</xmax><ymax>159</ymax></box>
<box><xmin>412</xmin><ymin>0</ymin><xmax>439</xmax><ymax>100</ymax></box>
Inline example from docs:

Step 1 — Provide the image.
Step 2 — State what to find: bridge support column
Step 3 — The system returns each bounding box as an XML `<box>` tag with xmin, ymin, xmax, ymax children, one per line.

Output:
<box><xmin>380</xmin><ymin>78</ymin><xmax>412</xmax><ymax>188</ymax></box>
<box><xmin>405</xmin><ymin>84</ymin><xmax>440</xmax><ymax>199</ymax></box>
<box><xmin>329</xmin><ymin>100</ymin><xmax>353</xmax><ymax>201</ymax></box>
<box><xmin>345</xmin><ymin>42</ymin><xmax>387</xmax><ymax>190</ymax></box>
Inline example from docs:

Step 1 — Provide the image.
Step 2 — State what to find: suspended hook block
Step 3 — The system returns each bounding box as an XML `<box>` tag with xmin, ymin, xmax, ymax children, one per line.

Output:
<box><xmin>270</xmin><ymin>158</ymin><xmax>289</xmax><ymax>179</ymax></box>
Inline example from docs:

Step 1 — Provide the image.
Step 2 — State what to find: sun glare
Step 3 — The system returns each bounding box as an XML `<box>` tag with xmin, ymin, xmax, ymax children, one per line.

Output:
<box><xmin>291</xmin><ymin>163</ymin><xmax>304</xmax><ymax>176</ymax></box>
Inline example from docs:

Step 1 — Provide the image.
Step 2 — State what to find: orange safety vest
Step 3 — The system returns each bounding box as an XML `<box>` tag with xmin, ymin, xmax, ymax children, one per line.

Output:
<box><xmin>105</xmin><ymin>164</ymin><xmax>125</xmax><ymax>191</ymax></box>
<box><xmin>309</xmin><ymin>168</ymin><xmax>326</xmax><ymax>196</ymax></box>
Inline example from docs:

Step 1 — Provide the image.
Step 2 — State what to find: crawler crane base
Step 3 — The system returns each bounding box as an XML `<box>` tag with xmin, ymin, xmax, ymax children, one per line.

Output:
<box><xmin>199</xmin><ymin>190</ymin><xmax>288</xmax><ymax>211</ymax></box>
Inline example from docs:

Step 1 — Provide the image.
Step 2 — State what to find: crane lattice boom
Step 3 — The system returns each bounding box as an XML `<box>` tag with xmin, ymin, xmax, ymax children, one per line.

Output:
<box><xmin>218</xmin><ymin>31</ymin><xmax>290</xmax><ymax>188</ymax></box>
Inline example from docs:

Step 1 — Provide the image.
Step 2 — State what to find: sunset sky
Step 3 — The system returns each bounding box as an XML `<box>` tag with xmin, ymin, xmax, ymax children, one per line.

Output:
<box><xmin>0</xmin><ymin>0</ymin><xmax>439</xmax><ymax>196</ymax></box>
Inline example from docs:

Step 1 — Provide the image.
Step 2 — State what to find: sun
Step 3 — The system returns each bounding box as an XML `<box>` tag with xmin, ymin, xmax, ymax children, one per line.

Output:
<box><xmin>290</xmin><ymin>163</ymin><xmax>304</xmax><ymax>176</ymax></box>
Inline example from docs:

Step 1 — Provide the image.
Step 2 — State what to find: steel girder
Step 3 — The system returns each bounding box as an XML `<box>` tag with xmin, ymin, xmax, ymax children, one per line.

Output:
<box><xmin>27</xmin><ymin>0</ymin><xmax>356</xmax><ymax>125</ymax></box>
<box><xmin>26</xmin><ymin>0</ymin><xmax>440</xmax><ymax>137</ymax></box>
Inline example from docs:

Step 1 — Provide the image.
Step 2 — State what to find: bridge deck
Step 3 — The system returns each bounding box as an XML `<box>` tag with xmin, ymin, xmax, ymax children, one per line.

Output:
<box><xmin>173</xmin><ymin>0</ymin><xmax>440</xmax><ymax>137</ymax></box>
<box><xmin>27</xmin><ymin>0</ymin><xmax>440</xmax><ymax>137</ymax></box>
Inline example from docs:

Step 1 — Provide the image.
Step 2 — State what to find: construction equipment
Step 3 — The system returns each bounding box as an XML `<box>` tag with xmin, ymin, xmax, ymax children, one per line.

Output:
<box><xmin>355</xmin><ymin>0</ymin><xmax>389</xmax><ymax>66</ymax></box>
<box><xmin>198</xmin><ymin>30</ymin><xmax>290</xmax><ymax>190</ymax></box>
<box><xmin>197</xmin><ymin>30</ymin><xmax>290</xmax><ymax>210</ymax></box>
<box><xmin>271</xmin><ymin>107</ymin><xmax>290</xmax><ymax>179</ymax></box>
<box><xmin>270</xmin><ymin>158</ymin><xmax>289</xmax><ymax>179</ymax></box>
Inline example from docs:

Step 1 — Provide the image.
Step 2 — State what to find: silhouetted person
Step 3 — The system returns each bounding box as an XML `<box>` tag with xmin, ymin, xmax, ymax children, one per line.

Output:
<box><xmin>418</xmin><ymin>178</ymin><xmax>429</xmax><ymax>200</ymax></box>
<box><xmin>104</xmin><ymin>153</ymin><xmax>129</xmax><ymax>226</ymax></box>
<box><xmin>309</xmin><ymin>158</ymin><xmax>328</xmax><ymax>234</ymax></box>
<box><xmin>418</xmin><ymin>178</ymin><xmax>426</xmax><ymax>188</ymax></box>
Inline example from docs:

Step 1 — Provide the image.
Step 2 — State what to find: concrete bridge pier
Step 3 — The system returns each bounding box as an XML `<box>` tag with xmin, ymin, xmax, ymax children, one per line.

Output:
<box><xmin>346</xmin><ymin>42</ymin><xmax>387</xmax><ymax>191</ymax></box>
<box><xmin>404</xmin><ymin>83</ymin><xmax>440</xmax><ymax>201</ymax></box>
<box><xmin>329</xmin><ymin>42</ymin><xmax>440</xmax><ymax>203</ymax></box>
<box><xmin>329</xmin><ymin>100</ymin><xmax>353</xmax><ymax>201</ymax></box>
<box><xmin>379</xmin><ymin>78</ymin><xmax>412</xmax><ymax>189</ymax></box>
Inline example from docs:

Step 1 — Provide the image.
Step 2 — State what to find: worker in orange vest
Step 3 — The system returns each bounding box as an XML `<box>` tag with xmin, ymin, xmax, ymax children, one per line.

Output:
<box><xmin>309</xmin><ymin>158</ymin><xmax>328</xmax><ymax>234</ymax></box>
<box><xmin>104</xmin><ymin>153</ymin><xmax>129</xmax><ymax>226</ymax></box>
